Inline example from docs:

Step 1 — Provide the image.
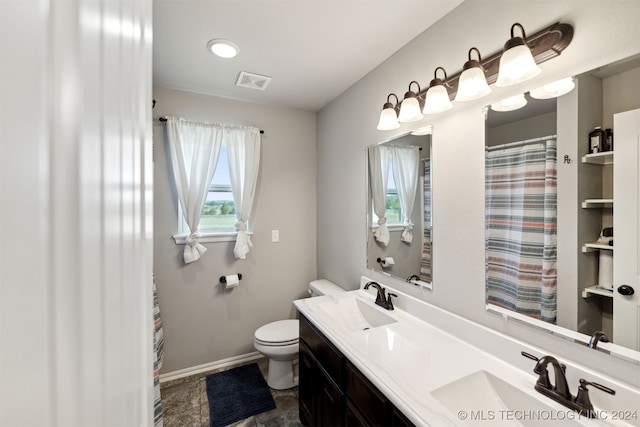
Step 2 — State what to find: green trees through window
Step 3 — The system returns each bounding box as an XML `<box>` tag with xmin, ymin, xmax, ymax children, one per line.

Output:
<box><xmin>199</xmin><ymin>199</ymin><xmax>236</xmax><ymax>230</ymax></box>
<box><xmin>385</xmin><ymin>193</ymin><xmax>401</xmax><ymax>223</ymax></box>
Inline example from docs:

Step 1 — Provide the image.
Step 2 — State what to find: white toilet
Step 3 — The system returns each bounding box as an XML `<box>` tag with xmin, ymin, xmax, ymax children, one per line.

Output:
<box><xmin>254</xmin><ymin>279</ymin><xmax>345</xmax><ymax>390</ymax></box>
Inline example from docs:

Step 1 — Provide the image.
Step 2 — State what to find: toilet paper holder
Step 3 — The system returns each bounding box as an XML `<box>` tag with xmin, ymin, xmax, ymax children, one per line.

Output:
<box><xmin>220</xmin><ymin>273</ymin><xmax>243</xmax><ymax>283</ymax></box>
<box><xmin>376</xmin><ymin>257</ymin><xmax>395</xmax><ymax>268</ymax></box>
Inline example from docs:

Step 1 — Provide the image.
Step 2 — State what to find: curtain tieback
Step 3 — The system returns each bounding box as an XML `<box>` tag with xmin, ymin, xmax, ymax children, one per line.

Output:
<box><xmin>233</xmin><ymin>220</ymin><xmax>253</xmax><ymax>259</ymax></box>
<box><xmin>235</xmin><ymin>220</ymin><xmax>252</xmax><ymax>246</ymax></box>
<box><xmin>377</xmin><ymin>217</ymin><xmax>387</xmax><ymax>226</ymax></box>
<box><xmin>186</xmin><ymin>231</ymin><xmax>200</xmax><ymax>247</ymax></box>
<box><xmin>184</xmin><ymin>231</ymin><xmax>207</xmax><ymax>264</ymax></box>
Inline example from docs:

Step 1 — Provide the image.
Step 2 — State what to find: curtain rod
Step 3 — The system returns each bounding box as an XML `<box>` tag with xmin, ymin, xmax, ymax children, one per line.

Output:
<box><xmin>158</xmin><ymin>117</ymin><xmax>264</xmax><ymax>134</ymax></box>
<box><xmin>486</xmin><ymin>134</ymin><xmax>556</xmax><ymax>152</ymax></box>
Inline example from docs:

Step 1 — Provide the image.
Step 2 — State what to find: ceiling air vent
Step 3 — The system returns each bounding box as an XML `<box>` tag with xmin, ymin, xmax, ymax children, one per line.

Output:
<box><xmin>236</xmin><ymin>71</ymin><xmax>272</xmax><ymax>91</ymax></box>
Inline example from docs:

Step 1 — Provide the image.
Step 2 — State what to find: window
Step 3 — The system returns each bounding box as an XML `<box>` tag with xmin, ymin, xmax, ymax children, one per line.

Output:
<box><xmin>177</xmin><ymin>146</ymin><xmax>246</xmax><ymax>240</ymax></box>
<box><xmin>372</xmin><ymin>160</ymin><xmax>402</xmax><ymax>226</ymax></box>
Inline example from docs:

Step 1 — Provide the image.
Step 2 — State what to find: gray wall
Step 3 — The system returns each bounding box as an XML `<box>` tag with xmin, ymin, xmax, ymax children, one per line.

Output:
<box><xmin>486</xmin><ymin>111</ymin><xmax>556</xmax><ymax>147</ymax></box>
<box><xmin>153</xmin><ymin>87</ymin><xmax>317</xmax><ymax>373</ymax></box>
<box><xmin>317</xmin><ymin>0</ymin><xmax>640</xmax><ymax>384</ymax></box>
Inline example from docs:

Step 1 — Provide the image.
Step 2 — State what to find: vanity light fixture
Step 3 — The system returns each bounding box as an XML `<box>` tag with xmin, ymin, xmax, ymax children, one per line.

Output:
<box><xmin>423</xmin><ymin>67</ymin><xmax>453</xmax><ymax>114</ymax></box>
<box><xmin>398</xmin><ymin>81</ymin><xmax>424</xmax><ymax>123</ymax></box>
<box><xmin>496</xmin><ymin>23</ymin><xmax>541</xmax><ymax>87</ymax></box>
<box><xmin>490</xmin><ymin>93</ymin><xmax>527</xmax><ymax>112</ymax></box>
<box><xmin>455</xmin><ymin>48</ymin><xmax>491</xmax><ymax>102</ymax></box>
<box><xmin>207</xmin><ymin>39</ymin><xmax>239</xmax><ymax>58</ymax></box>
<box><xmin>530</xmin><ymin>77</ymin><xmax>575</xmax><ymax>99</ymax></box>
<box><xmin>376</xmin><ymin>21</ymin><xmax>573</xmax><ymax>130</ymax></box>
<box><xmin>377</xmin><ymin>93</ymin><xmax>401</xmax><ymax>130</ymax></box>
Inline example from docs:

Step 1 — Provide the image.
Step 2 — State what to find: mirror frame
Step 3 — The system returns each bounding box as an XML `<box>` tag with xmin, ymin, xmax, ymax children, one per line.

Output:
<box><xmin>486</xmin><ymin>304</ymin><xmax>640</xmax><ymax>364</ymax></box>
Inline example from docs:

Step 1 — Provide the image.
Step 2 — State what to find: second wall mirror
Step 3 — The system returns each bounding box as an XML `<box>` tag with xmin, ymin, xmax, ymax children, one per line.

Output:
<box><xmin>366</xmin><ymin>132</ymin><xmax>432</xmax><ymax>287</ymax></box>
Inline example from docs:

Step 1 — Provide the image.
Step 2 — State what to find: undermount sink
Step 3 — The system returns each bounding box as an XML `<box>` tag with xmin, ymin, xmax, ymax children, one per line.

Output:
<box><xmin>431</xmin><ymin>371</ymin><xmax>583</xmax><ymax>426</ymax></box>
<box><xmin>315</xmin><ymin>294</ymin><xmax>397</xmax><ymax>331</ymax></box>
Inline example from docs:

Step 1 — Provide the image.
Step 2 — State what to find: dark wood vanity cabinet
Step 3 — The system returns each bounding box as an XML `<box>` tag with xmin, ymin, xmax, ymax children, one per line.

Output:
<box><xmin>299</xmin><ymin>314</ymin><xmax>414</xmax><ymax>427</ymax></box>
<box><xmin>299</xmin><ymin>341</ymin><xmax>343</xmax><ymax>426</ymax></box>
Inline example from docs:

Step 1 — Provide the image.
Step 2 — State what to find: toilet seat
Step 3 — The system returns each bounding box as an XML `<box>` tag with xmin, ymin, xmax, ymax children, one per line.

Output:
<box><xmin>254</xmin><ymin>319</ymin><xmax>298</xmax><ymax>346</ymax></box>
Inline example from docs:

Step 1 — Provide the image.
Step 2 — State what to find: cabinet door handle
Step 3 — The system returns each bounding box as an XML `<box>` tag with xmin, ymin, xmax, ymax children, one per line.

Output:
<box><xmin>617</xmin><ymin>285</ymin><xmax>635</xmax><ymax>296</ymax></box>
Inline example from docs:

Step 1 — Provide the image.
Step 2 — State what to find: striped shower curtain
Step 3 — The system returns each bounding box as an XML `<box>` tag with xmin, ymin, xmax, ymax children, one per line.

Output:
<box><xmin>153</xmin><ymin>280</ymin><xmax>165</xmax><ymax>426</ymax></box>
<box><xmin>420</xmin><ymin>160</ymin><xmax>432</xmax><ymax>282</ymax></box>
<box><xmin>485</xmin><ymin>138</ymin><xmax>557</xmax><ymax>323</ymax></box>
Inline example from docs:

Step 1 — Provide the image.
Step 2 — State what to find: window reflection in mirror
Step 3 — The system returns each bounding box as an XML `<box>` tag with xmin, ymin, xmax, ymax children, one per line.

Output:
<box><xmin>366</xmin><ymin>133</ymin><xmax>432</xmax><ymax>286</ymax></box>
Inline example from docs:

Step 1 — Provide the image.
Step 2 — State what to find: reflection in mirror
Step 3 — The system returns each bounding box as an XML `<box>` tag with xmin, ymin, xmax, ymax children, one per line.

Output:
<box><xmin>366</xmin><ymin>132</ymin><xmax>432</xmax><ymax>287</ymax></box>
<box><xmin>485</xmin><ymin>54</ymin><xmax>640</xmax><ymax>360</ymax></box>
<box><xmin>485</xmin><ymin>94</ymin><xmax>558</xmax><ymax>323</ymax></box>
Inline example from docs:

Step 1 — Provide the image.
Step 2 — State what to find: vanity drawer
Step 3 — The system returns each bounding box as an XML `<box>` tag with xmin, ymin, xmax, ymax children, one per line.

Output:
<box><xmin>299</xmin><ymin>314</ymin><xmax>344</xmax><ymax>388</ymax></box>
<box><xmin>345</xmin><ymin>361</ymin><xmax>389</xmax><ymax>425</ymax></box>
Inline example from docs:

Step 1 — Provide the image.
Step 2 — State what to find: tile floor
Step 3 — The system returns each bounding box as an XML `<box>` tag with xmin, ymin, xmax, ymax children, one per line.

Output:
<box><xmin>160</xmin><ymin>358</ymin><xmax>302</xmax><ymax>427</ymax></box>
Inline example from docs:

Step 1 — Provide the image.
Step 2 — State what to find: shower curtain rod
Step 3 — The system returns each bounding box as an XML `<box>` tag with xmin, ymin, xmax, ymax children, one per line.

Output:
<box><xmin>158</xmin><ymin>116</ymin><xmax>264</xmax><ymax>134</ymax></box>
<box><xmin>486</xmin><ymin>134</ymin><xmax>556</xmax><ymax>152</ymax></box>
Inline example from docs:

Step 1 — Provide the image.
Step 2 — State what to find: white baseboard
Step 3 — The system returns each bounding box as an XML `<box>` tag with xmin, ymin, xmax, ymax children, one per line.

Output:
<box><xmin>159</xmin><ymin>351</ymin><xmax>265</xmax><ymax>383</ymax></box>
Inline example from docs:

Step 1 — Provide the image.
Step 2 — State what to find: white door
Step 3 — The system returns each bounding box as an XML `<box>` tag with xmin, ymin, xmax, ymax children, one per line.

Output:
<box><xmin>613</xmin><ymin>108</ymin><xmax>640</xmax><ymax>351</ymax></box>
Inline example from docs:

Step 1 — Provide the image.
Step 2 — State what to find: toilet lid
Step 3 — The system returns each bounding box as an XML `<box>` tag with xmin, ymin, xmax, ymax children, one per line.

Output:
<box><xmin>255</xmin><ymin>319</ymin><xmax>299</xmax><ymax>345</ymax></box>
<box><xmin>309</xmin><ymin>279</ymin><xmax>344</xmax><ymax>296</ymax></box>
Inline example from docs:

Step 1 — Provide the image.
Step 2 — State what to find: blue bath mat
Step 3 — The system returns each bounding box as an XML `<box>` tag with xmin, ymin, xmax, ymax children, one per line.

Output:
<box><xmin>205</xmin><ymin>363</ymin><xmax>276</xmax><ymax>427</ymax></box>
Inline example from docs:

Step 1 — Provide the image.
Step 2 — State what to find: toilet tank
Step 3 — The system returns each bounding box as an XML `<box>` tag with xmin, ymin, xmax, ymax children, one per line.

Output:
<box><xmin>308</xmin><ymin>279</ymin><xmax>344</xmax><ymax>297</ymax></box>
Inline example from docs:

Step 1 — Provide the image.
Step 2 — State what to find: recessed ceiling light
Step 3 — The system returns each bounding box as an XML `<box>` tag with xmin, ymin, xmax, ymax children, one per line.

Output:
<box><xmin>411</xmin><ymin>125</ymin><xmax>434</xmax><ymax>136</ymax></box>
<box><xmin>207</xmin><ymin>39</ymin><xmax>239</xmax><ymax>58</ymax></box>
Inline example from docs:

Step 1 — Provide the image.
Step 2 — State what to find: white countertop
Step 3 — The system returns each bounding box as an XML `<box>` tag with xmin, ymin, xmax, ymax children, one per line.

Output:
<box><xmin>294</xmin><ymin>285</ymin><xmax>639</xmax><ymax>427</ymax></box>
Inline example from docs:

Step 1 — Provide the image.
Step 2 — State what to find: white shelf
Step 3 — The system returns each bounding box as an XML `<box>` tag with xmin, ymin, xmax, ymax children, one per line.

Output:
<box><xmin>582</xmin><ymin>151</ymin><xmax>614</xmax><ymax>165</ymax></box>
<box><xmin>582</xmin><ymin>242</ymin><xmax>614</xmax><ymax>252</ymax></box>
<box><xmin>581</xmin><ymin>199</ymin><xmax>613</xmax><ymax>208</ymax></box>
<box><xmin>582</xmin><ymin>285</ymin><xmax>614</xmax><ymax>299</ymax></box>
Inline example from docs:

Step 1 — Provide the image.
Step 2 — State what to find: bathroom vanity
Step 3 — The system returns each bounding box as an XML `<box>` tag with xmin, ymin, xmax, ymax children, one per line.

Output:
<box><xmin>299</xmin><ymin>313</ymin><xmax>413</xmax><ymax>426</ymax></box>
<box><xmin>294</xmin><ymin>277</ymin><xmax>640</xmax><ymax>427</ymax></box>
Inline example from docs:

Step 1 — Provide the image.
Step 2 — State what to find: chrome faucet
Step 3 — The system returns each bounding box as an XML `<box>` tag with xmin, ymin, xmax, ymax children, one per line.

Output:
<box><xmin>364</xmin><ymin>281</ymin><xmax>397</xmax><ymax>310</ymax></box>
<box><xmin>521</xmin><ymin>351</ymin><xmax>615</xmax><ymax>417</ymax></box>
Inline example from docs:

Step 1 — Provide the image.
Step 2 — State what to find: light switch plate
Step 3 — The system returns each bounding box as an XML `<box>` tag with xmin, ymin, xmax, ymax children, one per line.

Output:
<box><xmin>271</xmin><ymin>230</ymin><xmax>280</xmax><ymax>242</ymax></box>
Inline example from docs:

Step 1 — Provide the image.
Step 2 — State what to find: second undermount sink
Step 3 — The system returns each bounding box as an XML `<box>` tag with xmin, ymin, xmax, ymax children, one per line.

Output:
<box><xmin>315</xmin><ymin>293</ymin><xmax>397</xmax><ymax>331</ymax></box>
<box><xmin>431</xmin><ymin>371</ymin><xmax>584</xmax><ymax>426</ymax></box>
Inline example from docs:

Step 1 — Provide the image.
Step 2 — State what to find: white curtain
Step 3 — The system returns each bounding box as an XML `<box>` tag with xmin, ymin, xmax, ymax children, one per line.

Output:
<box><xmin>368</xmin><ymin>144</ymin><xmax>391</xmax><ymax>245</ymax></box>
<box><xmin>166</xmin><ymin>117</ymin><xmax>223</xmax><ymax>264</ymax></box>
<box><xmin>391</xmin><ymin>146</ymin><xmax>420</xmax><ymax>243</ymax></box>
<box><xmin>227</xmin><ymin>127</ymin><xmax>261</xmax><ymax>259</ymax></box>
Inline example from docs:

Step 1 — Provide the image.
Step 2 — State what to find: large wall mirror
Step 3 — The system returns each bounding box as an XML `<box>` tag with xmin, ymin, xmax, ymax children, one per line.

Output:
<box><xmin>366</xmin><ymin>132</ymin><xmax>432</xmax><ymax>287</ymax></box>
<box><xmin>485</xmin><ymin>53</ymin><xmax>640</xmax><ymax>361</ymax></box>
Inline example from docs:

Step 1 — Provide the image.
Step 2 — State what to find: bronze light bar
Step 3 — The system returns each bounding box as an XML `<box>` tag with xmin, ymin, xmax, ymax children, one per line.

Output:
<box><xmin>394</xmin><ymin>21</ymin><xmax>574</xmax><ymax>111</ymax></box>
